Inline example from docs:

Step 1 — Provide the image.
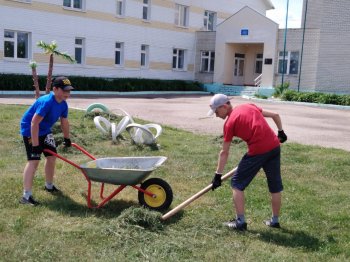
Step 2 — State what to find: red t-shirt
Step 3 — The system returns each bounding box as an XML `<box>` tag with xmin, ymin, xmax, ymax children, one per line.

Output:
<box><xmin>223</xmin><ymin>104</ymin><xmax>280</xmax><ymax>155</ymax></box>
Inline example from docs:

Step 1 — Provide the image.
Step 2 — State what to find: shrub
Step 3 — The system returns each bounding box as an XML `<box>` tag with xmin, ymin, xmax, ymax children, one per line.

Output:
<box><xmin>281</xmin><ymin>90</ymin><xmax>350</xmax><ymax>106</ymax></box>
<box><xmin>281</xmin><ymin>90</ymin><xmax>298</xmax><ymax>101</ymax></box>
<box><xmin>273</xmin><ymin>82</ymin><xmax>290</xmax><ymax>97</ymax></box>
<box><xmin>0</xmin><ymin>74</ymin><xmax>203</xmax><ymax>92</ymax></box>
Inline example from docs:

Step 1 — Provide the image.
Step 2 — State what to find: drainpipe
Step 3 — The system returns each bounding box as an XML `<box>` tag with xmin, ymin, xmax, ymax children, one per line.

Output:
<box><xmin>298</xmin><ymin>0</ymin><xmax>309</xmax><ymax>92</ymax></box>
<box><xmin>281</xmin><ymin>0</ymin><xmax>290</xmax><ymax>86</ymax></box>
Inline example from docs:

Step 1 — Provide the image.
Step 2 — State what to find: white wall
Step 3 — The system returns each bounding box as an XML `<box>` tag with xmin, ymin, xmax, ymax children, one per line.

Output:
<box><xmin>214</xmin><ymin>6</ymin><xmax>278</xmax><ymax>87</ymax></box>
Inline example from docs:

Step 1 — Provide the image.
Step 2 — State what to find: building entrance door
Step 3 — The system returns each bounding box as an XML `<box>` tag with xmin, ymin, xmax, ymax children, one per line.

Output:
<box><xmin>233</xmin><ymin>53</ymin><xmax>245</xmax><ymax>85</ymax></box>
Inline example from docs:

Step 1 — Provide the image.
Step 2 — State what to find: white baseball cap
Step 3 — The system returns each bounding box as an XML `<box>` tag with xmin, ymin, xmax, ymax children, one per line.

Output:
<box><xmin>207</xmin><ymin>94</ymin><xmax>230</xmax><ymax>116</ymax></box>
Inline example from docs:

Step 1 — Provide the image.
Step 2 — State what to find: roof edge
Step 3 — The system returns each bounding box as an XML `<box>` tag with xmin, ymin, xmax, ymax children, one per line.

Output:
<box><xmin>264</xmin><ymin>0</ymin><xmax>275</xmax><ymax>10</ymax></box>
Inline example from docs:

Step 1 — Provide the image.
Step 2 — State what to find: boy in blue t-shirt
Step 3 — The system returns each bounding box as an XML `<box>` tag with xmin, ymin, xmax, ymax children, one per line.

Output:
<box><xmin>19</xmin><ymin>76</ymin><xmax>74</xmax><ymax>205</ymax></box>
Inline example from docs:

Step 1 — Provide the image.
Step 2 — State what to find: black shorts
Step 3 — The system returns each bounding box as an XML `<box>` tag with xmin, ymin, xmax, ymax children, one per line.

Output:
<box><xmin>231</xmin><ymin>146</ymin><xmax>283</xmax><ymax>193</ymax></box>
<box><xmin>23</xmin><ymin>133</ymin><xmax>57</xmax><ymax>160</ymax></box>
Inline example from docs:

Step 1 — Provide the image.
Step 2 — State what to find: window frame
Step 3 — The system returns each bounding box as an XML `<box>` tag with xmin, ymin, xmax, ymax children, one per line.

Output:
<box><xmin>63</xmin><ymin>0</ymin><xmax>85</xmax><ymax>11</ymax></box>
<box><xmin>4</xmin><ymin>30</ymin><xmax>31</xmax><ymax>60</ymax></box>
<box><xmin>116</xmin><ymin>0</ymin><xmax>125</xmax><ymax>17</ymax></box>
<box><xmin>200</xmin><ymin>50</ymin><xmax>215</xmax><ymax>73</ymax></box>
<box><xmin>278</xmin><ymin>51</ymin><xmax>299</xmax><ymax>75</ymax></box>
<box><xmin>142</xmin><ymin>0</ymin><xmax>151</xmax><ymax>21</ymax></box>
<box><xmin>140</xmin><ymin>44</ymin><xmax>149</xmax><ymax>68</ymax></box>
<box><xmin>255</xmin><ymin>53</ymin><xmax>263</xmax><ymax>74</ymax></box>
<box><xmin>203</xmin><ymin>10</ymin><xmax>217</xmax><ymax>31</ymax></box>
<box><xmin>172</xmin><ymin>48</ymin><xmax>186</xmax><ymax>70</ymax></box>
<box><xmin>175</xmin><ymin>4</ymin><xmax>189</xmax><ymax>28</ymax></box>
<box><xmin>74</xmin><ymin>37</ymin><xmax>85</xmax><ymax>65</ymax></box>
<box><xmin>115</xmin><ymin>42</ymin><xmax>124</xmax><ymax>67</ymax></box>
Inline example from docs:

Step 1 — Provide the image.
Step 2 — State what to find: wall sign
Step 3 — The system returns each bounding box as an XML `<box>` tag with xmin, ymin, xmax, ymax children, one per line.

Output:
<box><xmin>241</xmin><ymin>29</ymin><xmax>249</xmax><ymax>36</ymax></box>
<box><xmin>264</xmin><ymin>58</ymin><xmax>273</xmax><ymax>65</ymax></box>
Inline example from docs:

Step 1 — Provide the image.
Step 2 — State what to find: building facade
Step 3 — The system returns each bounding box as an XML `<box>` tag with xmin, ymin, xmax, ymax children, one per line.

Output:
<box><xmin>1</xmin><ymin>0</ymin><xmax>349</xmax><ymax>94</ymax></box>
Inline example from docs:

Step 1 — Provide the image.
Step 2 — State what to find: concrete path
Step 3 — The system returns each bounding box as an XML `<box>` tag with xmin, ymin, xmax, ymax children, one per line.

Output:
<box><xmin>1</xmin><ymin>95</ymin><xmax>349</xmax><ymax>152</ymax></box>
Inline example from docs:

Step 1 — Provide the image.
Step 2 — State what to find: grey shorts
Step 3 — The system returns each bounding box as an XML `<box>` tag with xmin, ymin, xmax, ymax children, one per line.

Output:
<box><xmin>231</xmin><ymin>146</ymin><xmax>283</xmax><ymax>193</ymax></box>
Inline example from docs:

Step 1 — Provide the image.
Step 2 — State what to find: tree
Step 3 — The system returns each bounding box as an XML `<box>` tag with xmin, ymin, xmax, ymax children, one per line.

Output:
<box><xmin>30</xmin><ymin>40</ymin><xmax>75</xmax><ymax>98</ymax></box>
<box><xmin>29</xmin><ymin>60</ymin><xmax>40</xmax><ymax>99</ymax></box>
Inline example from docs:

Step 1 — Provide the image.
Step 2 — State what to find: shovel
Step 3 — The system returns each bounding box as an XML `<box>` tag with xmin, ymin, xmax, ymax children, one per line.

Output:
<box><xmin>161</xmin><ymin>167</ymin><xmax>237</xmax><ymax>220</ymax></box>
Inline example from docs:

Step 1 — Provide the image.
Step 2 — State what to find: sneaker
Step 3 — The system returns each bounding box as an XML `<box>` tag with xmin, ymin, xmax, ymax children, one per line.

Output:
<box><xmin>19</xmin><ymin>196</ymin><xmax>40</xmax><ymax>206</ymax></box>
<box><xmin>223</xmin><ymin>219</ymin><xmax>247</xmax><ymax>231</ymax></box>
<box><xmin>265</xmin><ymin>220</ymin><xmax>281</xmax><ymax>228</ymax></box>
<box><xmin>44</xmin><ymin>185</ymin><xmax>61</xmax><ymax>194</ymax></box>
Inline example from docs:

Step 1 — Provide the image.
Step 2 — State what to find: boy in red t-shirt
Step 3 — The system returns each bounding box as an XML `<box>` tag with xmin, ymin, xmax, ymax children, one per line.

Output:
<box><xmin>208</xmin><ymin>94</ymin><xmax>287</xmax><ymax>231</ymax></box>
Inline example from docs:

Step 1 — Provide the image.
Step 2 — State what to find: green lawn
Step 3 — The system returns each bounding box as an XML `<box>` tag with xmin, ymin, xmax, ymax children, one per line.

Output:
<box><xmin>0</xmin><ymin>104</ymin><xmax>349</xmax><ymax>261</ymax></box>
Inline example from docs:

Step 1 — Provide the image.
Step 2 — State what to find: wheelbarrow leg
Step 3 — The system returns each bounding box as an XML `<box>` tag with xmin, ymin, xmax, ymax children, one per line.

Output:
<box><xmin>95</xmin><ymin>185</ymin><xmax>127</xmax><ymax>208</ymax></box>
<box><xmin>100</xmin><ymin>183</ymin><xmax>106</xmax><ymax>200</ymax></box>
<box><xmin>132</xmin><ymin>185</ymin><xmax>155</xmax><ymax>197</ymax></box>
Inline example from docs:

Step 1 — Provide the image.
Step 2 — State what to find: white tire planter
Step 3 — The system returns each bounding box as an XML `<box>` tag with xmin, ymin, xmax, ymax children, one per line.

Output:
<box><xmin>115</xmin><ymin>116</ymin><xmax>132</xmax><ymax>137</ymax></box>
<box><xmin>126</xmin><ymin>123</ymin><xmax>162</xmax><ymax>145</ymax></box>
<box><xmin>94</xmin><ymin>116</ymin><xmax>111</xmax><ymax>134</ymax></box>
<box><xmin>94</xmin><ymin>115</ymin><xmax>133</xmax><ymax>141</ymax></box>
<box><xmin>111</xmin><ymin>122</ymin><xmax>117</xmax><ymax>141</ymax></box>
<box><xmin>111</xmin><ymin>108</ymin><xmax>135</xmax><ymax>123</ymax></box>
<box><xmin>143</xmin><ymin>123</ymin><xmax>162</xmax><ymax>140</ymax></box>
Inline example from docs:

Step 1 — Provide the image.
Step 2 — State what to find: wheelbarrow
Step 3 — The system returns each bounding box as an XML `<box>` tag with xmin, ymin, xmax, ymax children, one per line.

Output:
<box><xmin>43</xmin><ymin>143</ymin><xmax>173</xmax><ymax>211</ymax></box>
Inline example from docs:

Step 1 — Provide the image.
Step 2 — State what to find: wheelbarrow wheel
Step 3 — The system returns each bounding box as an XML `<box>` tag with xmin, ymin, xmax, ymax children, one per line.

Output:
<box><xmin>138</xmin><ymin>178</ymin><xmax>173</xmax><ymax>211</ymax></box>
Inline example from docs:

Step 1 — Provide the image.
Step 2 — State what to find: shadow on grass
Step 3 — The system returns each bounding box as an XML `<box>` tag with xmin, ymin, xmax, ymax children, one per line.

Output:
<box><xmin>44</xmin><ymin>192</ymin><xmax>141</xmax><ymax>219</ymax></box>
<box><xmin>160</xmin><ymin>210</ymin><xmax>185</xmax><ymax>225</ymax></box>
<box><xmin>250</xmin><ymin>227</ymin><xmax>324</xmax><ymax>251</ymax></box>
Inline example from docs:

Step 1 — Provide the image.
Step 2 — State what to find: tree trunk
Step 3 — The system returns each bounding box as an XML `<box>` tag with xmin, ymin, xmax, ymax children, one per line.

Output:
<box><xmin>45</xmin><ymin>54</ymin><xmax>54</xmax><ymax>94</ymax></box>
<box><xmin>32</xmin><ymin>67</ymin><xmax>40</xmax><ymax>99</ymax></box>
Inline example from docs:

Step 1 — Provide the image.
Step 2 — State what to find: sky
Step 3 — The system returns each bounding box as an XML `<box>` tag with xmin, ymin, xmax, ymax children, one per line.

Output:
<box><xmin>266</xmin><ymin>0</ymin><xmax>303</xmax><ymax>28</ymax></box>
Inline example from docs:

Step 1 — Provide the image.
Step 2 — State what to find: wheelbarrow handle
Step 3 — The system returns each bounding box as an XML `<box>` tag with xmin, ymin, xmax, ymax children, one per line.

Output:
<box><xmin>43</xmin><ymin>148</ymin><xmax>82</xmax><ymax>169</ymax></box>
<box><xmin>42</xmin><ymin>143</ymin><xmax>96</xmax><ymax>169</ymax></box>
<box><xmin>71</xmin><ymin>143</ymin><xmax>96</xmax><ymax>160</ymax></box>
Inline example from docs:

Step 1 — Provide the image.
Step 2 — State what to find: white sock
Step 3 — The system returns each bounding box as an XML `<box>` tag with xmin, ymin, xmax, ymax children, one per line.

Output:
<box><xmin>45</xmin><ymin>182</ymin><xmax>53</xmax><ymax>189</ymax></box>
<box><xmin>23</xmin><ymin>190</ymin><xmax>32</xmax><ymax>200</ymax></box>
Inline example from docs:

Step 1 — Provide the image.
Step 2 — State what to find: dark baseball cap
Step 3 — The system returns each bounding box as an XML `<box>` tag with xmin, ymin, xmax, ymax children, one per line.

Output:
<box><xmin>52</xmin><ymin>76</ymin><xmax>74</xmax><ymax>91</ymax></box>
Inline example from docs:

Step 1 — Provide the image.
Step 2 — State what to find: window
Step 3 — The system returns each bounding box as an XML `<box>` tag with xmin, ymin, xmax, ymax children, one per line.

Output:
<box><xmin>115</xmin><ymin>42</ymin><xmax>124</xmax><ymax>66</ymax></box>
<box><xmin>175</xmin><ymin>4</ymin><xmax>189</xmax><ymax>27</ymax></box>
<box><xmin>278</xmin><ymin>51</ymin><xmax>299</xmax><ymax>74</ymax></box>
<box><xmin>172</xmin><ymin>48</ymin><xmax>186</xmax><ymax>70</ymax></box>
<box><xmin>142</xmin><ymin>0</ymin><xmax>151</xmax><ymax>20</ymax></box>
<box><xmin>116</xmin><ymin>0</ymin><xmax>125</xmax><ymax>17</ymax></box>
<box><xmin>141</xmin><ymin>44</ymin><xmax>149</xmax><ymax>68</ymax></box>
<box><xmin>74</xmin><ymin>38</ymin><xmax>84</xmax><ymax>64</ymax></box>
<box><xmin>200</xmin><ymin>51</ymin><xmax>215</xmax><ymax>72</ymax></box>
<box><xmin>255</xmin><ymin>53</ymin><xmax>263</xmax><ymax>74</ymax></box>
<box><xmin>4</xmin><ymin>30</ymin><xmax>30</xmax><ymax>59</ymax></box>
<box><xmin>203</xmin><ymin>11</ymin><xmax>216</xmax><ymax>31</ymax></box>
<box><xmin>63</xmin><ymin>0</ymin><xmax>83</xmax><ymax>10</ymax></box>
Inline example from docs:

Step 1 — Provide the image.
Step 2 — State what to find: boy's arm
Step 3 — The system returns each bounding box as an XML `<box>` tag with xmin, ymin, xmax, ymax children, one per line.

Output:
<box><xmin>31</xmin><ymin>114</ymin><xmax>44</xmax><ymax>146</ymax></box>
<box><xmin>262</xmin><ymin>110</ymin><xmax>283</xmax><ymax>130</ymax></box>
<box><xmin>60</xmin><ymin>117</ymin><xmax>70</xmax><ymax>139</ymax></box>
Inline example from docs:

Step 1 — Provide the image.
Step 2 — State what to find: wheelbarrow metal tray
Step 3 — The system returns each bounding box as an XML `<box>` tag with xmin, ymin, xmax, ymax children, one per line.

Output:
<box><xmin>80</xmin><ymin>156</ymin><xmax>167</xmax><ymax>185</ymax></box>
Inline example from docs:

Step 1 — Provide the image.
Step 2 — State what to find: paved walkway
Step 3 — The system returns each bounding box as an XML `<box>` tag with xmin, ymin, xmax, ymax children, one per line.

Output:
<box><xmin>1</xmin><ymin>95</ymin><xmax>349</xmax><ymax>152</ymax></box>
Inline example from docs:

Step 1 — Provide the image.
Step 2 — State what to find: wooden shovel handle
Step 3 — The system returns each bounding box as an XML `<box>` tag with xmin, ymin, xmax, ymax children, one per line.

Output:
<box><xmin>161</xmin><ymin>167</ymin><xmax>237</xmax><ymax>220</ymax></box>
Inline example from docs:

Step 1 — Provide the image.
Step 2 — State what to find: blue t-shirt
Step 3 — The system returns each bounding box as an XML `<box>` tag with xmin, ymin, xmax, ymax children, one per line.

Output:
<box><xmin>20</xmin><ymin>93</ymin><xmax>69</xmax><ymax>137</ymax></box>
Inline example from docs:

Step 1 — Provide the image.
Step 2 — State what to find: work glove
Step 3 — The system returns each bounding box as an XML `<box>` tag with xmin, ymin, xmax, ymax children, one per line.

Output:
<box><xmin>31</xmin><ymin>145</ymin><xmax>42</xmax><ymax>158</ymax></box>
<box><xmin>63</xmin><ymin>138</ymin><xmax>71</xmax><ymax>147</ymax></box>
<box><xmin>211</xmin><ymin>173</ymin><xmax>222</xmax><ymax>191</ymax></box>
<box><xmin>278</xmin><ymin>130</ymin><xmax>287</xmax><ymax>143</ymax></box>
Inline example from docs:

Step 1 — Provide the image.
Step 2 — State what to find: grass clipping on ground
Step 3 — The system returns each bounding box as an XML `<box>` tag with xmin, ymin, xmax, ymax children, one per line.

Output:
<box><xmin>118</xmin><ymin>207</ymin><xmax>164</xmax><ymax>231</ymax></box>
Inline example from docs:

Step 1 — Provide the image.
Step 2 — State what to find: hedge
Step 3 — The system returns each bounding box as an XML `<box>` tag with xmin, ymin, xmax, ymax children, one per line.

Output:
<box><xmin>282</xmin><ymin>90</ymin><xmax>350</xmax><ymax>106</ymax></box>
<box><xmin>0</xmin><ymin>74</ymin><xmax>203</xmax><ymax>92</ymax></box>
